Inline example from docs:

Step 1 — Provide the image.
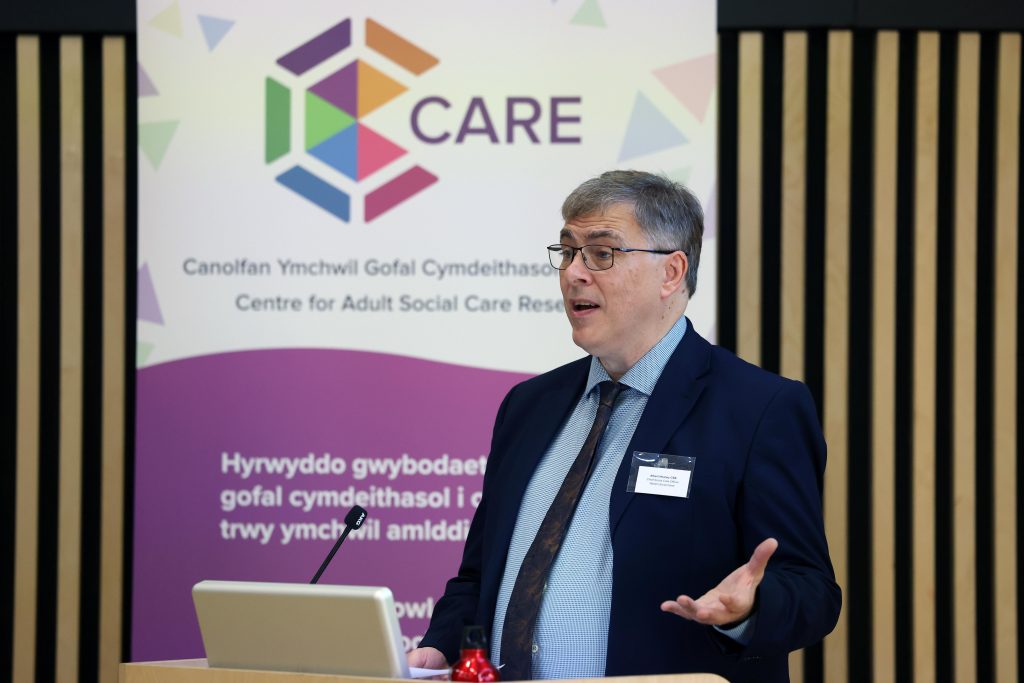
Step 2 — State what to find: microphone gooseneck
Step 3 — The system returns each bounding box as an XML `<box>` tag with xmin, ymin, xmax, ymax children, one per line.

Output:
<box><xmin>309</xmin><ymin>505</ymin><xmax>367</xmax><ymax>584</ymax></box>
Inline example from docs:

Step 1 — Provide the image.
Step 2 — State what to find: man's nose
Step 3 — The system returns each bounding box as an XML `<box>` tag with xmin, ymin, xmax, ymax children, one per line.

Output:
<box><xmin>564</xmin><ymin>249</ymin><xmax>593</xmax><ymax>280</ymax></box>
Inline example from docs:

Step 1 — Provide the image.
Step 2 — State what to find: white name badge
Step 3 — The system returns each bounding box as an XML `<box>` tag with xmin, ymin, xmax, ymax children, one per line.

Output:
<box><xmin>634</xmin><ymin>465</ymin><xmax>692</xmax><ymax>497</ymax></box>
<box><xmin>625</xmin><ymin>451</ymin><xmax>695</xmax><ymax>498</ymax></box>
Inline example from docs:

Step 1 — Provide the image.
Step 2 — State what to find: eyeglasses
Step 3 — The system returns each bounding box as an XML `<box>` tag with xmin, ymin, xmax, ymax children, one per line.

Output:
<box><xmin>547</xmin><ymin>244</ymin><xmax>677</xmax><ymax>271</ymax></box>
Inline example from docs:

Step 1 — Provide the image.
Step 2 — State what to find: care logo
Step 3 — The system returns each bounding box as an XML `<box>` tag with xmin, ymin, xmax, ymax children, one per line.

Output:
<box><xmin>265</xmin><ymin>18</ymin><xmax>439</xmax><ymax>223</ymax></box>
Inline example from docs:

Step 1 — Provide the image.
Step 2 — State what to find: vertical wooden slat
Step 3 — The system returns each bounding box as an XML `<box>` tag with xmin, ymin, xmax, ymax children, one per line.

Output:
<box><xmin>780</xmin><ymin>30</ymin><xmax>807</xmax><ymax>382</ymax></box>
<box><xmin>737</xmin><ymin>31</ymin><xmax>762</xmax><ymax>366</ymax></box>
<box><xmin>993</xmin><ymin>31</ymin><xmax>1020</xmax><ymax>683</ymax></box>
<box><xmin>56</xmin><ymin>35</ymin><xmax>84</xmax><ymax>683</ymax></box>
<box><xmin>13</xmin><ymin>34</ymin><xmax>41</xmax><ymax>683</ymax></box>
<box><xmin>99</xmin><ymin>36</ymin><xmax>127</xmax><ymax>683</ymax></box>
<box><xmin>780</xmin><ymin>30</ymin><xmax>807</xmax><ymax>682</ymax></box>
<box><xmin>872</xmin><ymin>29</ymin><xmax>899</xmax><ymax>683</ymax></box>
<box><xmin>952</xmin><ymin>31</ymin><xmax>980</xmax><ymax>683</ymax></box>
<box><xmin>823</xmin><ymin>29</ymin><xmax>852</xmax><ymax>683</ymax></box>
<box><xmin>913</xmin><ymin>31</ymin><xmax>940</xmax><ymax>683</ymax></box>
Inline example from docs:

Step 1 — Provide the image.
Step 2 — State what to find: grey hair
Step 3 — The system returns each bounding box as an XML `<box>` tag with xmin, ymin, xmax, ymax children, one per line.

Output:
<box><xmin>561</xmin><ymin>170</ymin><xmax>704</xmax><ymax>296</ymax></box>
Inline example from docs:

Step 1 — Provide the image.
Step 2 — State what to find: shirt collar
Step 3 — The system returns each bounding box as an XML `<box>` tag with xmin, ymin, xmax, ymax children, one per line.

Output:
<box><xmin>584</xmin><ymin>315</ymin><xmax>689</xmax><ymax>398</ymax></box>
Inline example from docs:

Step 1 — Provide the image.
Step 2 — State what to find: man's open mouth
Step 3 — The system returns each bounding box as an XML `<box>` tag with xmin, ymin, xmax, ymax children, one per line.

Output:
<box><xmin>573</xmin><ymin>302</ymin><xmax>599</xmax><ymax>311</ymax></box>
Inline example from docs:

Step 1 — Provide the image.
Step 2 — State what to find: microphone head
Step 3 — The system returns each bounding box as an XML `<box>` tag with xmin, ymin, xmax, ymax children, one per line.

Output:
<box><xmin>345</xmin><ymin>505</ymin><xmax>368</xmax><ymax>529</ymax></box>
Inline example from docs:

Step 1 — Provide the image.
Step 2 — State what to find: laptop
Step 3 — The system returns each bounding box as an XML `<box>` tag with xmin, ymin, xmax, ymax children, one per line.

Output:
<box><xmin>193</xmin><ymin>580</ymin><xmax>411</xmax><ymax>678</ymax></box>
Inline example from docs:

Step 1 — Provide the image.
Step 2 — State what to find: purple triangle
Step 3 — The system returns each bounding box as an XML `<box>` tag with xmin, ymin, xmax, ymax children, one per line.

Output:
<box><xmin>138</xmin><ymin>263</ymin><xmax>164</xmax><ymax>324</ymax></box>
<box><xmin>138</xmin><ymin>63</ymin><xmax>159</xmax><ymax>97</ymax></box>
<box><xmin>309</xmin><ymin>61</ymin><xmax>357</xmax><ymax>118</ymax></box>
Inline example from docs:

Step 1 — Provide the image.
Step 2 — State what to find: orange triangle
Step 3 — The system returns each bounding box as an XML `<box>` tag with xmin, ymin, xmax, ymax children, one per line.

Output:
<box><xmin>653</xmin><ymin>54</ymin><xmax>717</xmax><ymax>122</ymax></box>
<box><xmin>357</xmin><ymin>60</ymin><xmax>407</xmax><ymax>118</ymax></box>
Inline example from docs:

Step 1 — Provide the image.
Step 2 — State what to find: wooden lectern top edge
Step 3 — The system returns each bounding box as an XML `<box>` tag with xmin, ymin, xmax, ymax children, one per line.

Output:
<box><xmin>120</xmin><ymin>659</ymin><xmax>728</xmax><ymax>683</ymax></box>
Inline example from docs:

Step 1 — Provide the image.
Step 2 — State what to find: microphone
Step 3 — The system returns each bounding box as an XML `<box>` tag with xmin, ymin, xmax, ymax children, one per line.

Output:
<box><xmin>309</xmin><ymin>505</ymin><xmax>367</xmax><ymax>584</ymax></box>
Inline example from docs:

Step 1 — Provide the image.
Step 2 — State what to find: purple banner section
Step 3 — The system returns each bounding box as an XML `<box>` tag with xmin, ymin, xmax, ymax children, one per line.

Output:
<box><xmin>276</xmin><ymin>18</ymin><xmax>352</xmax><ymax>75</ymax></box>
<box><xmin>132</xmin><ymin>348</ymin><xmax>531</xmax><ymax>661</ymax></box>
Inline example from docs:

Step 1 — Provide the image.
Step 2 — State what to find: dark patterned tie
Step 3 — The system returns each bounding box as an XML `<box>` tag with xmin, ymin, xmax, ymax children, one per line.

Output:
<box><xmin>500</xmin><ymin>380</ymin><xmax>624</xmax><ymax>680</ymax></box>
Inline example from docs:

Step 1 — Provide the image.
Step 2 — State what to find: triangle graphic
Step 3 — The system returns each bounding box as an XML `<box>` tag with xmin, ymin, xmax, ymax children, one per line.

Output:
<box><xmin>570</xmin><ymin>0</ymin><xmax>606</xmax><ymax>27</ymax></box>
<box><xmin>357</xmin><ymin>60</ymin><xmax>407</xmax><ymax>118</ymax></box>
<box><xmin>198</xmin><ymin>15</ymin><xmax>235</xmax><ymax>51</ymax></box>
<box><xmin>617</xmin><ymin>93</ymin><xmax>687</xmax><ymax>162</ymax></box>
<box><xmin>309</xmin><ymin>127</ymin><xmax>359</xmax><ymax>180</ymax></box>
<box><xmin>138</xmin><ymin>63</ymin><xmax>158</xmax><ymax>97</ymax></box>
<box><xmin>139</xmin><ymin>120</ymin><xmax>180</xmax><ymax>169</ymax></box>
<box><xmin>137</xmin><ymin>263</ymin><xmax>164</xmax><ymax>325</ymax></box>
<box><xmin>137</xmin><ymin>342</ymin><xmax>155</xmax><ymax>367</ymax></box>
<box><xmin>305</xmin><ymin>92</ymin><xmax>355</xmax><ymax>151</ymax></box>
<box><xmin>653</xmin><ymin>54</ymin><xmax>717</xmax><ymax>122</ymax></box>
<box><xmin>148</xmin><ymin>1</ymin><xmax>182</xmax><ymax>38</ymax></box>
<box><xmin>309</xmin><ymin>62</ymin><xmax>358</xmax><ymax>119</ymax></box>
<box><xmin>357</xmin><ymin>124</ymin><xmax>407</xmax><ymax>180</ymax></box>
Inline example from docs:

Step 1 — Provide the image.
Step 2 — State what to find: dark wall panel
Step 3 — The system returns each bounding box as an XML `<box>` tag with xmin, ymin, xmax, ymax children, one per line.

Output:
<box><xmin>0</xmin><ymin>0</ymin><xmax>134</xmax><ymax>33</ymax></box>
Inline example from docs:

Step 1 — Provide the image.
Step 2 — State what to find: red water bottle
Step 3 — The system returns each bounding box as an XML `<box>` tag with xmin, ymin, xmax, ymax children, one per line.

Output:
<box><xmin>450</xmin><ymin>626</ymin><xmax>500</xmax><ymax>682</ymax></box>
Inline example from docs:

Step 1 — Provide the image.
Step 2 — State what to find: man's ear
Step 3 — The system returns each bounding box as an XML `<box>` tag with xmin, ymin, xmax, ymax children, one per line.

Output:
<box><xmin>661</xmin><ymin>251</ymin><xmax>688</xmax><ymax>299</ymax></box>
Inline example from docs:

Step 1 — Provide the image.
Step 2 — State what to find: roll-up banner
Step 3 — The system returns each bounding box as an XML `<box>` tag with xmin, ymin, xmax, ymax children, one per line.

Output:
<box><xmin>134</xmin><ymin>0</ymin><xmax>716</xmax><ymax>659</ymax></box>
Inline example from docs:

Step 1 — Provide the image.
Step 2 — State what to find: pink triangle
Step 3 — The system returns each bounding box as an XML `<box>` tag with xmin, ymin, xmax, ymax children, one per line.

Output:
<box><xmin>357</xmin><ymin>124</ymin><xmax>406</xmax><ymax>180</ymax></box>
<box><xmin>653</xmin><ymin>54</ymin><xmax>717</xmax><ymax>122</ymax></box>
<box><xmin>138</xmin><ymin>263</ymin><xmax>164</xmax><ymax>325</ymax></box>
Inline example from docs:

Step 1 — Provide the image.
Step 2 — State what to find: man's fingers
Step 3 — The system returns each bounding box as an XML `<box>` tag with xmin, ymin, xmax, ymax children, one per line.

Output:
<box><xmin>661</xmin><ymin>595</ymin><xmax>698</xmax><ymax>619</ymax></box>
<box><xmin>747</xmin><ymin>537</ymin><xmax>779</xmax><ymax>576</ymax></box>
<box><xmin>407</xmin><ymin>647</ymin><xmax>448</xmax><ymax>668</ymax></box>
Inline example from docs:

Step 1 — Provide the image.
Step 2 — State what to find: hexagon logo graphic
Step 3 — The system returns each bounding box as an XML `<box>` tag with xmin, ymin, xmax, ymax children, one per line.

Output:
<box><xmin>265</xmin><ymin>18</ymin><xmax>439</xmax><ymax>222</ymax></box>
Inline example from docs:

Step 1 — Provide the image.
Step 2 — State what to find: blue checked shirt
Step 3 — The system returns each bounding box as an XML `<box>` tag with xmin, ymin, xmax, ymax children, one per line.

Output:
<box><xmin>490</xmin><ymin>316</ymin><xmax>752</xmax><ymax>677</ymax></box>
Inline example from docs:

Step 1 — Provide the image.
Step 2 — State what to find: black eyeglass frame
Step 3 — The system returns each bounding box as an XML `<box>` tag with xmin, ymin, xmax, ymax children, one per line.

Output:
<box><xmin>546</xmin><ymin>243</ymin><xmax>680</xmax><ymax>271</ymax></box>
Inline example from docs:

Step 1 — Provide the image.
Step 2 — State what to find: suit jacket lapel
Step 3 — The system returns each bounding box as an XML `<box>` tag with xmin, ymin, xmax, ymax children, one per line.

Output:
<box><xmin>609</xmin><ymin>323</ymin><xmax>712</xmax><ymax>538</ymax></box>
<box><xmin>487</xmin><ymin>362</ymin><xmax>589</xmax><ymax>578</ymax></box>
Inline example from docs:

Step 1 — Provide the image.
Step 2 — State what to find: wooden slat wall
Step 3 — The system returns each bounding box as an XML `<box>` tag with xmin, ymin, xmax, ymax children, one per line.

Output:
<box><xmin>952</xmin><ymin>32</ymin><xmax>980</xmax><ymax>683</ymax></box>
<box><xmin>13</xmin><ymin>34</ymin><xmax>42</xmax><ymax>683</ymax></box>
<box><xmin>912</xmin><ymin>31</ymin><xmax>939</xmax><ymax>683</ymax></box>
<box><xmin>6</xmin><ymin>34</ymin><xmax>131</xmax><ymax>683</ymax></box>
<box><xmin>724</xmin><ymin>28</ymin><xmax>1023</xmax><ymax>683</ymax></box>
<box><xmin>992</xmin><ymin>33</ymin><xmax>1020</xmax><ymax>683</ymax></box>
<box><xmin>871</xmin><ymin>29</ymin><xmax>899</xmax><ymax>683</ymax></box>
<box><xmin>823</xmin><ymin>29</ymin><xmax>851</xmax><ymax>683</ymax></box>
<box><xmin>781</xmin><ymin>30</ymin><xmax>808</xmax><ymax>683</ymax></box>
<box><xmin>738</xmin><ymin>31</ymin><xmax>764</xmax><ymax>365</ymax></box>
<box><xmin>99</xmin><ymin>36</ymin><xmax>127</xmax><ymax>683</ymax></box>
<box><xmin>56</xmin><ymin>35</ymin><xmax>85</xmax><ymax>683</ymax></box>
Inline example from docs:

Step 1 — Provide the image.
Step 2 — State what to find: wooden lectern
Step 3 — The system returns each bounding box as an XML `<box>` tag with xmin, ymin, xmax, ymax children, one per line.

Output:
<box><xmin>120</xmin><ymin>659</ymin><xmax>728</xmax><ymax>683</ymax></box>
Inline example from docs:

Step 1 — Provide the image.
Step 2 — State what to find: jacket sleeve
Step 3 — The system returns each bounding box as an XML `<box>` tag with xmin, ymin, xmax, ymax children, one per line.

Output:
<box><xmin>732</xmin><ymin>380</ymin><xmax>842</xmax><ymax>657</ymax></box>
<box><xmin>418</xmin><ymin>385</ymin><xmax>516</xmax><ymax>662</ymax></box>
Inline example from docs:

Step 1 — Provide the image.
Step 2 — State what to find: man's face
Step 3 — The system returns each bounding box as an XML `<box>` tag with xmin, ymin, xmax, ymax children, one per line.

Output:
<box><xmin>558</xmin><ymin>203</ymin><xmax>675</xmax><ymax>374</ymax></box>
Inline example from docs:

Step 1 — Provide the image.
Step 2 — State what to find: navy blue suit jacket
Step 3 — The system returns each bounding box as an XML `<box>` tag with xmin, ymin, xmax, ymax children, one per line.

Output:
<box><xmin>421</xmin><ymin>323</ymin><xmax>840</xmax><ymax>682</ymax></box>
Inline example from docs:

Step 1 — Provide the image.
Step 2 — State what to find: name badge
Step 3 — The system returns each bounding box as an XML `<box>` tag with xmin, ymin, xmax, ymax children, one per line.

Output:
<box><xmin>625</xmin><ymin>451</ymin><xmax>695</xmax><ymax>498</ymax></box>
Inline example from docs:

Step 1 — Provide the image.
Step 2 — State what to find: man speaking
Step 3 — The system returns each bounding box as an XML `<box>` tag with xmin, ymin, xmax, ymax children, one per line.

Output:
<box><xmin>408</xmin><ymin>171</ymin><xmax>840</xmax><ymax>681</ymax></box>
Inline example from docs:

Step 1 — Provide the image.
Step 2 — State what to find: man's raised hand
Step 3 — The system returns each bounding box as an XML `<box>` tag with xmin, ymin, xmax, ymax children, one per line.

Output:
<box><xmin>660</xmin><ymin>537</ymin><xmax>778</xmax><ymax>626</ymax></box>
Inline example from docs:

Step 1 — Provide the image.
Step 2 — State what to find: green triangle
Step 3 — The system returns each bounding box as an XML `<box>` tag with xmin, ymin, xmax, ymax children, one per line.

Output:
<box><xmin>149</xmin><ymin>1</ymin><xmax>182</xmax><ymax>37</ymax></box>
<box><xmin>139</xmin><ymin>120</ymin><xmax>179</xmax><ymax>169</ymax></box>
<box><xmin>305</xmin><ymin>92</ymin><xmax>355</xmax><ymax>151</ymax></box>
<box><xmin>137</xmin><ymin>342</ymin><xmax>155</xmax><ymax>367</ymax></box>
<box><xmin>570</xmin><ymin>0</ymin><xmax>606</xmax><ymax>27</ymax></box>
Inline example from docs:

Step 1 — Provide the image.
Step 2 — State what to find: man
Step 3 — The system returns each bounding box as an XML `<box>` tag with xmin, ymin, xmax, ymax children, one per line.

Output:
<box><xmin>409</xmin><ymin>171</ymin><xmax>840</xmax><ymax>682</ymax></box>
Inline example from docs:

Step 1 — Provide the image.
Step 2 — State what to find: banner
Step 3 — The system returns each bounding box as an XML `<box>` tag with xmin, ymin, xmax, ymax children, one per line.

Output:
<box><xmin>134</xmin><ymin>0</ymin><xmax>716</xmax><ymax>660</ymax></box>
